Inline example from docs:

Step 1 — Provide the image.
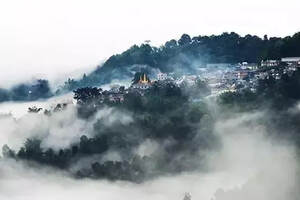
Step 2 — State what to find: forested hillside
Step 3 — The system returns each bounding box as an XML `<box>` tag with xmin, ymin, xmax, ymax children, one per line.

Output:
<box><xmin>1</xmin><ymin>32</ymin><xmax>300</xmax><ymax>102</ymax></box>
<box><xmin>60</xmin><ymin>32</ymin><xmax>300</xmax><ymax>91</ymax></box>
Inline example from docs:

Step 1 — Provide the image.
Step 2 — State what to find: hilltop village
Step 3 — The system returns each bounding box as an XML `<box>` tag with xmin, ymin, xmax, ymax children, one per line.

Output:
<box><xmin>79</xmin><ymin>56</ymin><xmax>300</xmax><ymax>104</ymax></box>
<box><xmin>203</xmin><ymin>56</ymin><xmax>300</xmax><ymax>95</ymax></box>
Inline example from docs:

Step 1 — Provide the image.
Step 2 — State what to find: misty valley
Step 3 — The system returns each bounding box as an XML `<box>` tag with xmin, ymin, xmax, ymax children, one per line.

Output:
<box><xmin>1</xmin><ymin>32</ymin><xmax>300</xmax><ymax>200</ymax></box>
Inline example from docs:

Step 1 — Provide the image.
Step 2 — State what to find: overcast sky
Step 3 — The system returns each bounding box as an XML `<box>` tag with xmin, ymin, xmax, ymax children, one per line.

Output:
<box><xmin>0</xmin><ymin>0</ymin><xmax>299</xmax><ymax>87</ymax></box>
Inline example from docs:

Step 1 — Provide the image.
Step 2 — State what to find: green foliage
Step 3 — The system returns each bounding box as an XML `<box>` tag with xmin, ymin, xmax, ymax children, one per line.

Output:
<box><xmin>28</xmin><ymin>106</ymin><xmax>43</xmax><ymax>113</ymax></box>
<box><xmin>0</xmin><ymin>79</ymin><xmax>53</xmax><ymax>102</ymax></box>
<box><xmin>79</xmin><ymin>135</ymin><xmax>108</xmax><ymax>154</ymax></box>
<box><xmin>219</xmin><ymin>69</ymin><xmax>300</xmax><ymax>111</ymax></box>
<box><xmin>217</xmin><ymin>68</ymin><xmax>300</xmax><ymax>147</ymax></box>
<box><xmin>1</xmin><ymin>32</ymin><xmax>300</xmax><ymax>100</ymax></box>
<box><xmin>0</xmin><ymin>88</ymin><xmax>10</xmax><ymax>102</ymax></box>
<box><xmin>57</xmin><ymin>32</ymin><xmax>300</xmax><ymax>92</ymax></box>
<box><xmin>73</xmin><ymin>87</ymin><xmax>102</xmax><ymax>105</ymax></box>
<box><xmin>181</xmin><ymin>78</ymin><xmax>211</xmax><ymax>99</ymax></box>
<box><xmin>7</xmin><ymin>82</ymin><xmax>217</xmax><ymax>181</ymax></box>
<box><xmin>2</xmin><ymin>144</ymin><xmax>16</xmax><ymax>158</ymax></box>
<box><xmin>218</xmin><ymin>89</ymin><xmax>258</xmax><ymax>110</ymax></box>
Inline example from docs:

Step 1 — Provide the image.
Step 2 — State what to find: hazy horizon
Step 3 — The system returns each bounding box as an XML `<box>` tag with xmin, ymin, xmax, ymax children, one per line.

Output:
<box><xmin>1</xmin><ymin>0</ymin><xmax>300</xmax><ymax>87</ymax></box>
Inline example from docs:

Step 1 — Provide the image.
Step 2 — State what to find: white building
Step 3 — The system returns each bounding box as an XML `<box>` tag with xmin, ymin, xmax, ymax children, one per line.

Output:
<box><xmin>239</xmin><ymin>62</ymin><xmax>258</xmax><ymax>70</ymax></box>
<box><xmin>157</xmin><ymin>73</ymin><xmax>168</xmax><ymax>81</ymax></box>
<box><xmin>206</xmin><ymin>63</ymin><xmax>232</xmax><ymax>68</ymax></box>
<box><xmin>175</xmin><ymin>75</ymin><xmax>198</xmax><ymax>86</ymax></box>
<box><xmin>131</xmin><ymin>83</ymin><xmax>151</xmax><ymax>90</ymax></box>
<box><xmin>261</xmin><ymin>60</ymin><xmax>280</xmax><ymax>67</ymax></box>
<box><xmin>281</xmin><ymin>57</ymin><xmax>300</xmax><ymax>65</ymax></box>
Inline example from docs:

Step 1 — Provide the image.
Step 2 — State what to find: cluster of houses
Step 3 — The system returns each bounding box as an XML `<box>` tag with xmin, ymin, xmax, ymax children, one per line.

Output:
<box><xmin>100</xmin><ymin>72</ymin><xmax>197</xmax><ymax>103</ymax></box>
<box><xmin>200</xmin><ymin>57</ymin><xmax>300</xmax><ymax>95</ymax></box>
<box><xmin>91</xmin><ymin>56</ymin><xmax>300</xmax><ymax>102</ymax></box>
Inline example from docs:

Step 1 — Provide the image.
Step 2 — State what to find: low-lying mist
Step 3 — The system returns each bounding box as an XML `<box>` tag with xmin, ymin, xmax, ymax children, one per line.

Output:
<box><xmin>0</xmin><ymin>95</ymin><xmax>299</xmax><ymax>199</ymax></box>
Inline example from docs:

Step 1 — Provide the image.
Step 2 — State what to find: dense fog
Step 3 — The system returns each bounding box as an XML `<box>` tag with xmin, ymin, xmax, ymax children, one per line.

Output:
<box><xmin>0</xmin><ymin>95</ymin><xmax>299</xmax><ymax>200</ymax></box>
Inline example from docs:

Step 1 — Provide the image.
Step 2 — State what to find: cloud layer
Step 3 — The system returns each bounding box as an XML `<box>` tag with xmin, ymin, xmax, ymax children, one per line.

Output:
<box><xmin>0</xmin><ymin>101</ymin><xmax>298</xmax><ymax>200</ymax></box>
